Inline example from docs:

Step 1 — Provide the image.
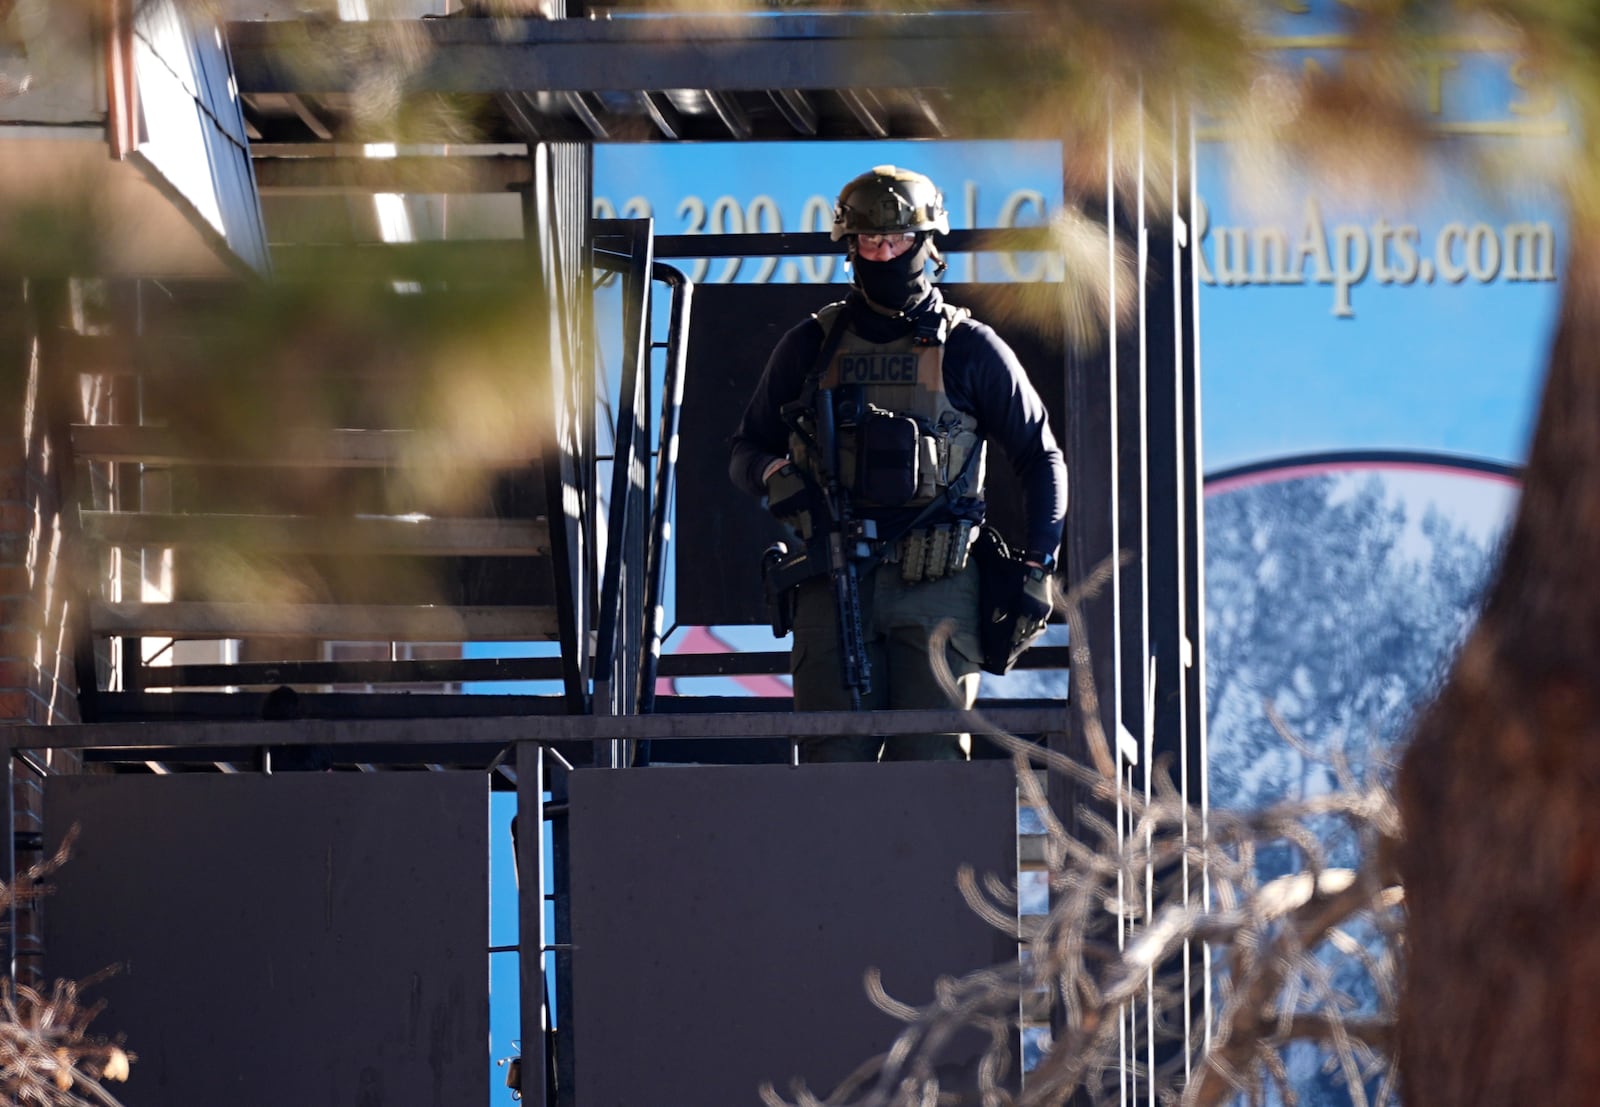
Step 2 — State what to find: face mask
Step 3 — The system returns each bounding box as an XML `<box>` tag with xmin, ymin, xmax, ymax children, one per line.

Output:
<box><xmin>852</xmin><ymin>236</ymin><xmax>932</xmax><ymax>313</ymax></box>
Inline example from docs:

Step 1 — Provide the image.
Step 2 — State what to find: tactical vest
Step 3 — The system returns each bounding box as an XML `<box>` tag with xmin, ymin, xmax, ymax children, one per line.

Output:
<box><xmin>788</xmin><ymin>301</ymin><xmax>986</xmax><ymax>524</ymax></box>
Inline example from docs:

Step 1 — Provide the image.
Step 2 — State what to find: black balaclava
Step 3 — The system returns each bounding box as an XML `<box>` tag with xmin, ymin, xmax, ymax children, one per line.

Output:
<box><xmin>851</xmin><ymin>234</ymin><xmax>936</xmax><ymax>314</ymax></box>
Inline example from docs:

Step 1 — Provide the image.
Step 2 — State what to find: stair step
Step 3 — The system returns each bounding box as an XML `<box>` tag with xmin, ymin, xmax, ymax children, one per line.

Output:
<box><xmin>71</xmin><ymin>425</ymin><xmax>541</xmax><ymax>469</ymax></box>
<box><xmin>91</xmin><ymin>601</ymin><xmax>559</xmax><ymax>641</ymax></box>
<box><xmin>81</xmin><ymin>511</ymin><xmax>550</xmax><ymax>556</ymax></box>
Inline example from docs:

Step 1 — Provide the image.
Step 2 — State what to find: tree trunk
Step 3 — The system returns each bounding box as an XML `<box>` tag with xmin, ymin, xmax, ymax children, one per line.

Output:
<box><xmin>1397</xmin><ymin>244</ymin><xmax>1600</xmax><ymax>1106</ymax></box>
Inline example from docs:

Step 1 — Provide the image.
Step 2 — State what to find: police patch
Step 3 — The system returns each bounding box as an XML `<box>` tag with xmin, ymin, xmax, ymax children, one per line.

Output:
<box><xmin>837</xmin><ymin>353</ymin><xmax>920</xmax><ymax>384</ymax></box>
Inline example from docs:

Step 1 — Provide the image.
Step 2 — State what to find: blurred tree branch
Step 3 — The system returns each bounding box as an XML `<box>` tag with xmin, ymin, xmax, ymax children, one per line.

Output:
<box><xmin>755</xmin><ymin>736</ymin><xmax>1401</xmax><ymax>1107</ymax></box>
<box><xmin>0</xmin><ymin>829</ymin><xmax>132</xmax><ymax>1107</ymax></box>
<box><xmin>759</xmin><ymin>567</ymin><xmax>1403</xmax><ymax>1107</ymax></box>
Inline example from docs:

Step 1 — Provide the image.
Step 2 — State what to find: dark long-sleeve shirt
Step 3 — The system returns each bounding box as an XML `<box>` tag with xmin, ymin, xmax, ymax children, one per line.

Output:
<box><xmin>728</xmin><ymin>288</ymin><xmax>1067</xmax><ymax>562</ymax></box>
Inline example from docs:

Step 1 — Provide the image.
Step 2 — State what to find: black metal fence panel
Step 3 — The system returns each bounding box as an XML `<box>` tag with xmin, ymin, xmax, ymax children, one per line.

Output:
<box><xmin>569</xmin><ymin>760</ymin><xmax>1020</xmax><ymax>1106</ymax></box>
<box><xmin>43</xmin><ymin>772</ymin><xmax>489</xmax><ymax>1107</ymax></box>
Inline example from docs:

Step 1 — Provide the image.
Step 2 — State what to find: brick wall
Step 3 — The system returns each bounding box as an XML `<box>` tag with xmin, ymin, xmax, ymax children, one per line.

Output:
<box><xmin>0</xmin><ymin>283</ymin><xmax>83</xmax><ymax>728</ymax></box>
<box><xmin>0</xmin><ymin>281</ymin><xmax>86</xmax><ymax>980</ymax></box>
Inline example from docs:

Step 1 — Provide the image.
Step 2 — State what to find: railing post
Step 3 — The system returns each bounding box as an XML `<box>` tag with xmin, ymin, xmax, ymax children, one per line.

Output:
<box><xmin>591</xmin><ymin>218</ymin><xmax>655</xmax><ymax>766</ymax></box>
<box><xmin>0</xmin><ymin>742</ymin><xmax>12</xmax><ymax>983</ymax></box>
<box><xmin>516</xmin><ymin>741</ymin><xmax>548</xmax><ymax>1106</ymax></box>
<box><xmin>639</xmin><ymin>263</ymin><xmax>693</xmax><ymax>716</ymax></box>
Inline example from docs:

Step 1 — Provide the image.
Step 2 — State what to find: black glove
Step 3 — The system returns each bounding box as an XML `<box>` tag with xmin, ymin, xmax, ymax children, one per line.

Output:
<box><xmin>974</xmin><ymin>530</ymin><xmax>1055</xmax><ymax>676</ymax></box>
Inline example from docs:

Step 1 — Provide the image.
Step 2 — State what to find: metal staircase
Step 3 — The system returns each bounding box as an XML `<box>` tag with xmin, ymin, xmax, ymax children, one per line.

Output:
<box><xmin>62</xmin><ymin>284</ymin><xmax>564</xmax><ymax>707</ymax></box>
<box><xmin>51</xmin><ymin>178</ymin><xmax>700</xmax><ymax>754</ymax></box>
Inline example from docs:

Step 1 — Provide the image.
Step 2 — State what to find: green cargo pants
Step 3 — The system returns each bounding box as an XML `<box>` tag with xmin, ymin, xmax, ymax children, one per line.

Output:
<box><xmin>790</xmin><ymin>559</ymin><xmax>983</xmax><ymax>762</ymax></box>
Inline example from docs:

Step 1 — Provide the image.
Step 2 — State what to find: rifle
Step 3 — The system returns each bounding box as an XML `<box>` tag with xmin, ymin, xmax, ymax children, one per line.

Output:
<box><xmin>813</xmin><ymin>387</ymin><xmax>874</xmax><ymax>709</ymax></box>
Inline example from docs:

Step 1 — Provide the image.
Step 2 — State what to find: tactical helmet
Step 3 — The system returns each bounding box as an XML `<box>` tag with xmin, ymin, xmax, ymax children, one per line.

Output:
<box><xmin>830</xmin><ymin>165</ymin><xmax>950</xmax><ymax>242</ymax></box>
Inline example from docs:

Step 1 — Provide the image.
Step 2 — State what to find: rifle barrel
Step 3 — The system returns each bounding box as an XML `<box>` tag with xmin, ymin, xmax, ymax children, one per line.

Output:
<box><xmin>816</xmin><ymin>388</ymin><xmax>871</xmax><ymax>705</ymax></box>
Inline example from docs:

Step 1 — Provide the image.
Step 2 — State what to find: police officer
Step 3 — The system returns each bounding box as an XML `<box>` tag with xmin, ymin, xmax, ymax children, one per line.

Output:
<box><xmin>729</xmin><ymin>165</ymin><xmax>1067</xmax><ymax>762</ymax></box>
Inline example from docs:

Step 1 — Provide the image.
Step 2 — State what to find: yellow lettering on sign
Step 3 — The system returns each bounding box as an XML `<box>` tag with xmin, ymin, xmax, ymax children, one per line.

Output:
<box><xmin>1192</xmin><ymin>193</ymin><xmax>1557</xmax><ymax>318</ymax></box>
<box><xmin>1509</xmin><ymin>59</ymin><xmax>1558</xmax><ymax>118</ymax></box>
<box><xmin>1415</xmin><ymin>55</ymin><xmax>1460</xmax><ymax>116</ymax></box>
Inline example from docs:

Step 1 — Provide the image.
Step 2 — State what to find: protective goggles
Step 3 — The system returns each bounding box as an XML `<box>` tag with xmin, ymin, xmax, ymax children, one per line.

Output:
<box><xmin>855</xmin><ymin>232</ymin><xmax>918</xmax><ymax>249</ymax></box>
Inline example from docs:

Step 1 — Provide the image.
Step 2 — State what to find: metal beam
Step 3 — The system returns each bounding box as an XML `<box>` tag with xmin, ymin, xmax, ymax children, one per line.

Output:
<box><xmin>523</xmin><ymin>148</ymin><xmax>592</xmax><ymax>717</ymax></box>
<box><xmin>590</xmin><ymin>219</ymin><xmax>655</xmax><ymax>726</ymax></box>
<box><xmin>636</xmin><ymin>91</ymin><xmax>685</xmax><ymax>140</ymax></box>
<box><xmin>0</xmin><ymin>742</ymin><xmax>12</xmax><ymax>979</ymax></box>
<box><xmin>498</xmin><ymin>91</ymin><xmax>548</xmax><ymax>144</ymax></box>
<box><xmin>908</xmin><ymin>89</ymin><xmax>950</xmax><ymax>137</ymax></box>
<box><xmin>0</xmin><ymin>705</ymin><xmax>1071</xmax><ymax>750</ymax></box>
<box><xmin>767</xmin><ymin>88</ymin><xmax>818</xmax><ymax>136</ymax></box>
<box><xmin>515</xmin><ymin>741</ymin><xmax>549</xmax><ymax>1107</ymax></box>
<box><xmin>266</xmin><ymin>227</ymin><xmax>1054</xmax><ymax>277</ymax></box>
<box><xmin>140</xmin><ymin>654</ymin><xmax>570</xmax><ymax>689</ymax></box>
<box><xmin>139</xmin><ymin>645</ymin><xmax>1071</xmax><ymax>690</ymax></box>
<box><xmin>837</xmin><ymin>87</ymin><xmax>889</xmax><ymax>138</ymax></box>
<box><xmin>70</xmin><ymin>425</ymin><xmax>536</xmax><ymax>468</ymax></box>
<box><xmin>639</xmin><ymin>263</ymin><xmax>693</xmax><ymax>713</ymax></box>
<box><xmin>704</xmin><ymin>91</ymin><xmax>752</xmax><ymax>140</ymax></box>
<box><xmin>284</xmin><ymin>92</ymin><xmax>335</xmax><ymax>140</ymax></box>
<box><xmin>252</xmin><ymin>154</ymin><xmax>532</xmax><ymax>194</ymax></box>
<box><xmin>227</xmin><ymin>13</ymin><xmax>1030</xmax><ymax>96</ymax></box>
<box><xmin>270</xmin><ymin>239</ymin><xmax>535</xmax><ymax>279</ymax></box>
<box><xmin>82</xmin><ymin>511</ymin><xmax>550</xmax><ymax>556</ymax></box>
<box><xmin>90</xmin><ymin>601</ymin><xmax>560</xmax><ymax>641</ymax></box>
<box><xmin>650</xmin><ymin>227</ymin><xmax>1054</xmax><ymax>258</ymax></box>
<box><xmin>87</xmin><ymin>691</ymin><xmax>572</xmax><ymax>725</ymax></box>
<box><xmin>563</xmin><ymin>91</ymin><xmax>611</xmax><ymax>139</ymax></box>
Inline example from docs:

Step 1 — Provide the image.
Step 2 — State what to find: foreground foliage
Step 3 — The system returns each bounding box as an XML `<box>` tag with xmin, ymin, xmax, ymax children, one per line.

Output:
<box><xmin>0</xmin><ymin>833</ymin><xmax>131</xmax><ymax>1107</ymax></box>
<box><xmin>763</xmin><ymin>572</ymin><xmax>1403</xmax><ymax>1107</ymax></box>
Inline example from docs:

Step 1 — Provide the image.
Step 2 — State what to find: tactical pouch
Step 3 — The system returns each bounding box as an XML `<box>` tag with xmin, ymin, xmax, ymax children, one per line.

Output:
<box><xmin>971</xmin><ymin>526</ymin><xmax>1051</xmax><ymax>675</ymax></box>
<box><xmin>761</xmin><ymin>542</ymin><xmax>800</xmax><ymax>638</ymax></box>
<box><xmin>897</xmin><ymin>521</ymin><xmax>975</xmax><ymax>583</ymax></box>
<box><xmin>768</xmin><ymin>580</ymin><xmax>797</xmax><ymax>639</ymax></box>
<box><xmin>855</xmin><ymin>408</ymin><xmax>921</xmax><ymax>505</ymax></box>
<box><xmin>915</xmin><ymin>435</ymin><xmax>939</xmax><ymax>500</ymax></box>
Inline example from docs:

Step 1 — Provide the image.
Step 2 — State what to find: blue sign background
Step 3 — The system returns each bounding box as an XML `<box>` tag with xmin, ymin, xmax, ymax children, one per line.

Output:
<box><xmin>595</xmin><ymin>140</ymin><xmax>1065</xmax><ymax>284</ymax></box>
